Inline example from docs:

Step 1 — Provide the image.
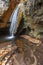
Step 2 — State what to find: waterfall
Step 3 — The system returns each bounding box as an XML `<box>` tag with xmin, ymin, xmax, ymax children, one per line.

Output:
<box><xmin>9</xmin><ymin>3</ymin><xmax>23</xmax><ymax>36</ymax></box>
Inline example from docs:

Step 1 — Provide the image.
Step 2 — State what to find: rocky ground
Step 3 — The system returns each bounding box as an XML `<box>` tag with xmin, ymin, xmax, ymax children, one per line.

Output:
<box><xmin>0</xmin><ymin>39</ymin><xmax>43</xmax><ymax>65</ymax></box>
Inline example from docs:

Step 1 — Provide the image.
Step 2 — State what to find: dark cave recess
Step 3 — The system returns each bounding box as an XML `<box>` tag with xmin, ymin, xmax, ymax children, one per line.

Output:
<box><xmin>0</xmin><ymin>27</ymin><xmax>14</xmax><ymax>42</ymax></box>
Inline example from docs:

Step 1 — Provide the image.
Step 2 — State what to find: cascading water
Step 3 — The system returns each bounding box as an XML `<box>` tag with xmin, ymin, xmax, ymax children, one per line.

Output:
<box><xmin>9</xmin><ymin>3</ymin><xmax>23</xmax><ymax>36</ymax></box>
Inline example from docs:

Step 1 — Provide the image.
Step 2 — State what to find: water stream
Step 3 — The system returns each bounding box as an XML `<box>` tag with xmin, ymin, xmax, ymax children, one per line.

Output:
<box><xmin>10</xmin><ymin>3</ymin><xmax>22</xmax><ymax>36</ymax></box>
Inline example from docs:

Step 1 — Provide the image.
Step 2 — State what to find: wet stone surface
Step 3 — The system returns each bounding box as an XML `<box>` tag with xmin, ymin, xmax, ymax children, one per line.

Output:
<box><xmin>0</xmin><ymin>40</ymin><xmax>43</xmax><ymax>65</ymax></box>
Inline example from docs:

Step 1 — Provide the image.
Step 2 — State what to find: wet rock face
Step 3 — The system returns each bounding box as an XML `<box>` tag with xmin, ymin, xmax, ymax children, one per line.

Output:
<box><xmin>21</xmin><ymin>0</ymin><xmax>43</xmax><ymax>38</ymax></box>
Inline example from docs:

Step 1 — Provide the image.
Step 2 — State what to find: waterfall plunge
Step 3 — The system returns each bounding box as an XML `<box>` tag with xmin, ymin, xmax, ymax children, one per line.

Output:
<box><xmin>10</xmin><ymin>3</ymin><xmax>23</xmax><ymax>36</ymax></box>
